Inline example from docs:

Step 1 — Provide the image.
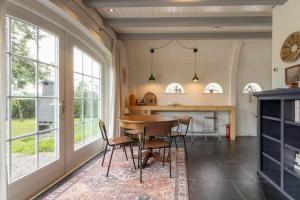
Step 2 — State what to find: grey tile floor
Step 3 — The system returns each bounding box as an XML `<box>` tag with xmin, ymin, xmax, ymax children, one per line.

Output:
<box><xmin>179</xmin><ymin>136</ymin><xmax>289</xmax><ymax>200</ymax></box>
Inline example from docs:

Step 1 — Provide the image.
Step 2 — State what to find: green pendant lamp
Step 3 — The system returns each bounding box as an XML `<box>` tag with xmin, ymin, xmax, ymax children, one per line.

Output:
<box><xmin>148</xmin><ymin>49</ymin><xmax>155</xmax><ymax>81</ymax></box>
<box><xmin>192</xmin><ymin>48</ymin><xmax>199</xmax><ymax>82</ymax></box>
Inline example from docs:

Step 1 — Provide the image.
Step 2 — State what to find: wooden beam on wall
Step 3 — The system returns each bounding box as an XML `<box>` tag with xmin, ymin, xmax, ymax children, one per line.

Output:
<box><xmin>104</xmin><ymin>16</ymin><xmax>272</xmax><ymax>28</ymax></box>
<box><xmin>117</xmin><ymin>32</ymin><xmax>272</xmax><ymax>40</ymax></box>
<box><xmin>84</xmin><ymin>0</ymin><xmax>287</xmax><ymax>7</ymax></box>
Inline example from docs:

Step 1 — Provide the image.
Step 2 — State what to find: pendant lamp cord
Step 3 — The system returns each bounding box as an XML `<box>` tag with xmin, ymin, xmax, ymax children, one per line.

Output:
<box><xmin>194</xmin><ymin>50</ymin><xmax>197</xmax><ymax>74</ymax></box>
<box><xmin>177</xmin><ymin>40</ymin><xmax>195</xmax><ymax>50</ymax></box>
<box><xmin>150</xmin><ymin>49</ymin><xmax>154</xmax><ymax>73</ymax></box>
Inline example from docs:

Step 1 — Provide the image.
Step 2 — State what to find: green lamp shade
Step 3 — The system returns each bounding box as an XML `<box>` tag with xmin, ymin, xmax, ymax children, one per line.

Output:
<box><xmin>148</xmin><ymin>73</ymin><xmax>155</xmax><ymax>81</ymax></box>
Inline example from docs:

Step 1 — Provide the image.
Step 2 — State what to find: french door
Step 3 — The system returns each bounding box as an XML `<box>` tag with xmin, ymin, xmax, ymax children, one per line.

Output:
<box><xmin>6</xmin><ymin>4</ymin><xmax>105</xmax><ymax>200</ymax></box>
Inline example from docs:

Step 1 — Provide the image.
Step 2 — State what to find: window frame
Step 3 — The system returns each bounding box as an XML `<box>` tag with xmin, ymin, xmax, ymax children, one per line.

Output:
<box><xmin>5</xmin><ymin>15</ymin><xmax>60</xmax><ymax>182</ymax></box>
<box><xmin>243</xmin><ymin>83</ymin><xmax>262</xmax><ymax>94</ymax></box>
<box><xmin>165</xmin><ymin>82</ymin><xmax>185</xmax><ymax>94</ymax></box>
<box><xmin>72</xmin><ymin>46</ymin><xmax>103</xmax><ymax>150</ymax></box>
<box><xmin>203</xmin><ymin>83</ymin><xmax>224</xmax><ymax>94</ymax></box>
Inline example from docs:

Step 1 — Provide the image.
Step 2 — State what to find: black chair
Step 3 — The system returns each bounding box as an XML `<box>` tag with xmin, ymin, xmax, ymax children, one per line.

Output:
<box><xmin>171</xmin><ymin>116</ymin><xmax>191</xmax><ymax>160</ymax></box>
<box><xmin>99</xmin><ymin>120</ymin><xmax>136</xmax><ymax>176</ymax></box>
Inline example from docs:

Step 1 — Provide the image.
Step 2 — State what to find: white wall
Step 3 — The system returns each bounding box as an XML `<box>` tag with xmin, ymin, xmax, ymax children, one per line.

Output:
<box><xmin>272</xmin><ymin>0</ymin><xmax>300</xmax><ymax>88</ymax></box>
<box><xmin>125</xmin><ymin>40</ymin><xmax>234</xmax><ymax>106</ymax></box>
<box><xmin>236</xmin><ymin>41</ymin><xmax>272</xmax><ymax>136</ymax></box>
<box><xmin>119</xmin><ymin>41</ymin><xmax>130</xmax><ymax>110</ymax></box>
<box><xmin>124</xmin><ymin>39</ymin><xmax>272</xmax><ymax>136</ymax></box>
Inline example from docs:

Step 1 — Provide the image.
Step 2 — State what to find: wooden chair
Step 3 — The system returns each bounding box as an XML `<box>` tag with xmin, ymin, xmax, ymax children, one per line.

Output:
<box><xmin>99</xmin><ymin>120</ymin><xmax>136</xmax><ymax>177</ymax></box>
<box><xmin>171</xmin><ymin>116</ymin><xmax>191</xmax><ymax>160</ymax></box>
<box><xmin>138</xmin><ymin>120</ymin><xmax>177</xmax><ymax>183</ymax></box>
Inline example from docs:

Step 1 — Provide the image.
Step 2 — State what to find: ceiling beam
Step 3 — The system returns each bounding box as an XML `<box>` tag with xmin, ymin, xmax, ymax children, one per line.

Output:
<box><xmin>104</xmin><ymin>16</ymin><xmax>271</xmax><ymax>28</ymax></box>
<box><xmin>117</xmin><ymin>32</ymin><xmax>271</xmax><ymax>40</ymax></box>
<box><xmin>84</xmin><ymin>0</ymin><xmax>287</xmax><ymax>8</ymax></box>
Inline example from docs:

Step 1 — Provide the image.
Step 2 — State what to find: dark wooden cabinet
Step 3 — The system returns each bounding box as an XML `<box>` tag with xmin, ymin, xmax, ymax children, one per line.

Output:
<box><xmin>254</xmin><ymin>88</ymin><xmax>300</xmax><ymax>200</ymax></box>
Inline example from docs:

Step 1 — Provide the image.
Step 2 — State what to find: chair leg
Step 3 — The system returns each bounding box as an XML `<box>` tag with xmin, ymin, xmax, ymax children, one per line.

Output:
<box><xmin>174</xmin><ymin>137</ymin><xmax>178</xmax><ymax>151</ymax></box>
<box><xmin>182</xmin><ymin>136</ymin><xmax>188</xmax><ymax>160</ymax></box>
<box><xmin>163</xmin><ymin>147</ymin><xmax>166</xmax><ymax>166</ymax></box>
<box><xmin>102</xmin><ymin>144</ymin><xmax>108</xmax><ymax>167</ymax></box>
<box><xmin>168</xmin><ymin>144</ymin><xmax>172</xmax><ymax>178</ymax></box>
<box><xmin>137</xmin><ymin>150</ymin><xmax>140</xmax><ymax>169</ymax></box>
<box><xmin>106</xmin><ymin>146</ymin><xmax>115</xmax><ymax>177</ymax></box>
<box><xmin>167</xmin><ymin>137</ymin><xmax>173</xmax><ymax>161</ymax></box>
<box><xmin>129</xmin><ymin>142</ymin><xmax>136</xmax><ymax>170</ymax></box>
<box><xmin>139</xmin><ymin>145</ymin><xmax>142</xmax><ymax>183</ymax></box>
<box><xmin>123</xmin><ymin>145</ymin><xmax>128</xmax><ymax>161</ymax></box>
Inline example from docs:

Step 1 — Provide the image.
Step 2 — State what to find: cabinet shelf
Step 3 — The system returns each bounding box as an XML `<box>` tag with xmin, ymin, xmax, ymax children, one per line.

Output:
<box><xmin>262</xmin><ymin>134</ymin><xmax>281</xmax><ymax>143</ymax></box>
<box><xmin>285</xmin><ymin>165</ymin><xmax>300</xmax><ymax>180</ymax></box>
<box><xmin>262</xmin><ymin>115</ymin><xmax>281</xmax><ymax>122</ymax></box>
<box><xmin>285</xmin><ymin>120</ymin><xmax>300</xmax><ymax>127</ymax></box>
<box><xmin>262</xmin><ymin>152</ymin><xmax>281</xmax><ymax>165</ymax></box>
<box><xmin>285</xmin><ymin>144</ymin><xmax>300</xmax><ymax>153</ymax></box>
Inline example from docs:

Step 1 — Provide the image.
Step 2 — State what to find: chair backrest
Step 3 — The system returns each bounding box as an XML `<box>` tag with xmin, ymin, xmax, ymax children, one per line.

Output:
<box><xmin>179</xmin><ymin>116</ymin><xmax>191</xmax><ymax>136</ymax></box>
<box><xmin>98</xmin><ymin>120</ymin><xmax>109</xmax><ymax>142</ymax></box>
<box><xmin>144</xmin><ymin>121</ymin><xmax>176</xmax><ymax>137</ymax></box>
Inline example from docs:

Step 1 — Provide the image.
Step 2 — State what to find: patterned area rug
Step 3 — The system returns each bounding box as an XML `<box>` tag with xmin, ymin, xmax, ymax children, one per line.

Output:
<box><xmin>38</xmin><ymin>148</ymin><xmax>189</xmax><ymax>200</ymax></box>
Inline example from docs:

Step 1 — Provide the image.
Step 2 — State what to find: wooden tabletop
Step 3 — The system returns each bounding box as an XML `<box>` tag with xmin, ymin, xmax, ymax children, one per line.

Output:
<box><xmin>118</xmin><ymin>114</ymin><xmax>178</xmax><ymax>124</ymax></box>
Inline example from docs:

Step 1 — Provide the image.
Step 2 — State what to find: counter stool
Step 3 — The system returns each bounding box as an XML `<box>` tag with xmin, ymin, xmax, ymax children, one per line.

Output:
<box><xmin>202</xmin><ymin>115</ymin><xmax>221</xmax><ymax>141</ymax></box>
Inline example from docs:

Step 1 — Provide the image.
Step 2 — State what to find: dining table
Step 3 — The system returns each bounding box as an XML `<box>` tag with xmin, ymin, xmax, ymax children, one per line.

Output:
<box><xmin>118</xmin><ymin>114</ymin><xmax>178</xmax><ymax>167</ymax></box>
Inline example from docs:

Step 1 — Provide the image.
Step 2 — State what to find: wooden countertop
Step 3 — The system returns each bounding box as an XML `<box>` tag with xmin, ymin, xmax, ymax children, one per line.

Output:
<box><xmin>128</xmin><ymin>105</ymin><xmax>235</xmax><ymax>111</ymax></box>
<box><xmin>128</xmin><ymin>105</ymin><xmax>236</xmax><ymax>140</ymax></box>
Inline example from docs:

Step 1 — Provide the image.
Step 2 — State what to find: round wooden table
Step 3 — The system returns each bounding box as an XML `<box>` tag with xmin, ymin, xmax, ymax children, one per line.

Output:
<box><xmin>118</xmin><ymin>114</ymin><xmax>178</xmax><ymax>167</ymax></box>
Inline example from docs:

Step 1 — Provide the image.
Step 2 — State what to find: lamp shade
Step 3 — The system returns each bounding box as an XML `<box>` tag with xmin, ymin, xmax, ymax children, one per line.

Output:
<box><xmin>192</xmin><ymin>73</ymin><xmax>199</xmax><ymax>82</ymax></box>
<box><xmin>148</xmin><ymin>73</ymin><xmax>155</xmax><ymax>81</ymax></box>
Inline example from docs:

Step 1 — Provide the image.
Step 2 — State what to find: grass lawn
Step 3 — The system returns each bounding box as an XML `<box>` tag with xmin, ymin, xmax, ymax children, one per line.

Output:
<box><xmin>10</xmin><ymin>118</ymin><xmax>100</xmax><ymax>155</ymax></box>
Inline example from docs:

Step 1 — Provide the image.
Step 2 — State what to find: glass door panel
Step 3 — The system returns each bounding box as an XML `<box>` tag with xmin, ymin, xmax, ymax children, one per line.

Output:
<box><xmin>6</xmin><ymin>16</ymin><xmax>59</xmax><ymax>182</ymax></box>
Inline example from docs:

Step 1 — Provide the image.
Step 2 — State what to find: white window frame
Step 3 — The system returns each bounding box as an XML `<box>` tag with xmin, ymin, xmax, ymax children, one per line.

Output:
<box><xmin>72</xmin><ymin>45</ymin><xmax>103</xmax><ymax>150</ymax></box>
<box><xmin>203</xmin><ymin>83</ymin><xmax>224</xmax><ymax>94</ymax></box>
<box><xmin>165</xmin><ymin>82</ymin><xmax>185</xmax><ymax>94</ymax></box>
<box><xmin>6</xmin><ymin>15</ymin><xmax>60</xmax><ymax>182</ymax></box>
<box><xmin>243</xmin><ymin>83</ymin><xmax>262</xmax><ymax>94</ymax></box>
<box><xmin>64</xmin><ymin>33</ymin><xmax>105</xmax><ymax>172</ymax></box>
<box><xmin>6</xmin><ymin>3</ymin><xmax>66</xmax><ymax>200</ymax></box>
<box><xmin>6</xmin><ymin>2</ymin><xmax>109</xmax><ymax>199</ymax></box>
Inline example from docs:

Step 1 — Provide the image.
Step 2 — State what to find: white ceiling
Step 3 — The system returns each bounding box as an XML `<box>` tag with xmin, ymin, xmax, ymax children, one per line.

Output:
<box><xmin>83</xmin><ymin>0</ymin><xmax>287</xmax><ymax>40</ymax></box>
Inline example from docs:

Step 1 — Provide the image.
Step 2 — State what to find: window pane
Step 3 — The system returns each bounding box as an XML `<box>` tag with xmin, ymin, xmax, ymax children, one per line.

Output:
<box><xmin>6</xmin><ymin>17</ymin><xmax>10</xmax><ymax>52</ymax></box>
<box><xmin>39</xmin><ymin>64</ymin><xmax>57</xmax><ymax>97</ymax></box>
<box><xmin>11</xmin><ymin>99</ymin><xmax>36</xmax><ymax>137</ymax></box>
<box><xmin>39</xmin><ymin>131</ymin><xmax>56</xmax><ymax>167</ymax></box>
<box><xmin>6</xmin><ymin>54</ymin><xmax>10</xmax><ymax>95</ymax></box>
<box><xmin>11</xmin><ymin>18</ymin><xmax>37</xmax><ymax>59</ymax></box>
<box><xmin>73</xmin><ymin>46</ymin><xmax>102</xmax><ymax>150</ymax></box>
<box><xmin>83</xmin><ymin>53</ymin><xmax>92</xmax><ymax>76</ymax></box>
<box><xmin>83</xmin><ymin>76</ymin><xmax>92</xmax><ymax>99</ymax></box>
<box><xmin>11</xmin><ymin>56</ymin><xmax>37</xmax><ymax>96</ymax></box>
<box><xmin>74</xmin><ymin>124</ymin><xmax>83</xmax><ymax>149</ymax></box>
<box><xmin>92</xmin><ymin>98</ymin><xmax>99</xmax><ymax>119</ymax></box>
<box><xmin>74</xmin><ymin>73</ymin><xmax>83</xmax><ymax>98</ymax></box>
<box><xmin>83</xmin><ymin>121</ymin><xmax>92</xmax><ymax>143</ymax></box>
<box><xmin>74</xmin><ymin>98</ymin><xmax>83</xmax><ymax>124</ymax></box>
<box><xmin>38</xmin><ymin>29</ymin><xmax>57</xmax><ymax>65</ymax></box>
<box><xmin>73</xmin><ymin>47</ymin><xmax>82</xmax><ymax>73</ymax></box>
<box><xmin>92</xmin><ymin>120</ymin><xmax>100</xmax><ymax>138</ymax></box>
<box><xmin>83</xmin><ymin>99</ymin><xmax>92</xmax><ymax>121</ymax></box>
<box><xmin>38</xmin><ymin>99</ymin><xmax>57</xmax><ymax>131</ymax></box>
<box><xmin>92</xmin><ymin>78</ymin><xmax>100</xmax><ymax>99</ymax></box>
<box><xmin>93</xmin><ymin>60</ymin><xmax>100</xmax><ymax>78</ymax></box>
<box><xmin>11</xmin><ymin>136</ymin><xmax>36</xmax><ymax>180</ymax></box>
